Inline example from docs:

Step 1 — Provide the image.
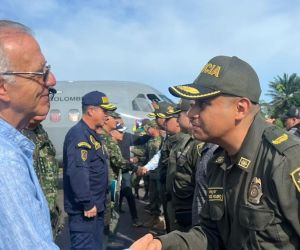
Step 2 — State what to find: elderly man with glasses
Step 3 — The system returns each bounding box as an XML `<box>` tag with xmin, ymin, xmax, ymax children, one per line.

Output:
<box><xmin>0</xmin><ymin>20</ymin><xmax>58</xmax><ymax>249</ymax></box>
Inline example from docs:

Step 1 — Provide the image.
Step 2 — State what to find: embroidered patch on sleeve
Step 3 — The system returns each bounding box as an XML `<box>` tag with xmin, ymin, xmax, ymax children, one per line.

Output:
<box><xmin>81</xmin><ymin>150</ymin><xmax>88</xmax><ymax>161</ymax></box>
<box><xmin>290</xmin><ymin>167</ymin><xmax>300</xmax><ymax>192</ymax></box>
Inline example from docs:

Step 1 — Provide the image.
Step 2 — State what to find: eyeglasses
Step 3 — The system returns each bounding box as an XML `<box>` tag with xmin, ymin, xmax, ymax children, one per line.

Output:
<box><xmin>0</xmin><ymin>65</ymin><xmax>51</xmax><ymax>83</ymax></box>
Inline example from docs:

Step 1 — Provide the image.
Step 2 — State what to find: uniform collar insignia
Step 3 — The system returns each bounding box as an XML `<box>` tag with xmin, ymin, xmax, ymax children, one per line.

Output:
<box><xmin>215</xmin><ymin>156</ymin><xmax>224</xmax><ymax>164</ymax></box>
<box><xmin>238</xmin><ymin>157</ymin><xmax>251</xmax><ymax>169</ymax></box>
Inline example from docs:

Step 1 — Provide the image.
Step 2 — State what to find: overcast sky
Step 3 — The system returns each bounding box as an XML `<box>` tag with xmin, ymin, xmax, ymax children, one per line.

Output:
<box><xmin>1</xmin><ymin>0</ymin><xmax>300</xmax><ymax>102</ymax></box>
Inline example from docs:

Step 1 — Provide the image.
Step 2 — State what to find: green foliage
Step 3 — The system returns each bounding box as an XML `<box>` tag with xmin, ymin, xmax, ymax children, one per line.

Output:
<box><xmin>265</xmin><ymin>73</ymin><xmax>300</xmax><ymax>119</ymax></box>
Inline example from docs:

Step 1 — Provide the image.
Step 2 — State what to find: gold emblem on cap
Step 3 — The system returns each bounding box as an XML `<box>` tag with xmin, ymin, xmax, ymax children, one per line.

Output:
<box><xmin>248</xmin><ymin>177</ymin><xmax>263</xmax><ymax>204</ymax></box>
<box><xmin>272</xmin><ymin>133</ymin><xmax>288</xmax><ymax>145</ymax></box>
<box><xmin>167</xmin><ymin>106</ymin><xmax>175</xmax><ymax>113</ymax></box>
<box><xmin>290</xmin><ymin>167</ymin><xmax>300</xmax><ymax>193</ymax></box>
<box><xmin>89</xmin><ymin>135</ymin><xmax>101</xmax><ymax>150</ymax></box>
<box><xmin>238</xmin><ymin>157</ymin><xmax>251</xmax><ymax>169</ymax></box>
<box><xmin>177</xmin><ymin>86</ymin><xmax>200</xmax><ymax>94</ymax></box>
<box><xmin>201</xmin><ymin>63</ymin><xmax>221</xmax><ymax>77</ymax></box>
<box><xmin>101</xmin><ymin>96</ymin><xmax>109</xmax><ymax>104</ymax></box>
<box><xmin>81</xmin><ymin>150</ymin><xmax>88</xmax><ymax>161</ymax></box>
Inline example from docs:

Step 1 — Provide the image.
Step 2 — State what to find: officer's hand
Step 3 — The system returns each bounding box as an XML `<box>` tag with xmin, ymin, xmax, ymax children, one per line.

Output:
<box><xmin>84</xmin><ymin>206</ymin><xmax>97</xmax><ymax>218</ymax></box>
<box><xmin>130</xmin><ymin>157</ymin><xmax>139</xmax><ymax>164</ymax></box>
<box><xmin>130</xmin><ymin>233</ymin><xmax>162</xmax><ymax>250</ymax></box>
<box><xmin>137</xmin><ymin>166</ymin><xmax>148</xmax><ymax>176</ymax></box>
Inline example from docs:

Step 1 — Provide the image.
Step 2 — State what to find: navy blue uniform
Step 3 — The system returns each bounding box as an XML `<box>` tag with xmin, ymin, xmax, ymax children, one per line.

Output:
<box><xmin>63</xmin><ymin>119</ymin><xmax>108</xmax><ymax>250</ymax></box>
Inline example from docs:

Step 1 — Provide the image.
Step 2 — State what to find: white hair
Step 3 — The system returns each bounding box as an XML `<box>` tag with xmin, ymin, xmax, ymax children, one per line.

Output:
<box><xmin>0</xmin><ymin>20</ymin><xmax>33</xmax><ymax>83</ymax></box>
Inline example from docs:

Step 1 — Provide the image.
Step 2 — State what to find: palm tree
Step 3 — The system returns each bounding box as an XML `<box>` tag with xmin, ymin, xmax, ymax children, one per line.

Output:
<box><xmin>266</xmin><ymin>73</ymin><xmax>300</xmax><ymax>117</ymax></box>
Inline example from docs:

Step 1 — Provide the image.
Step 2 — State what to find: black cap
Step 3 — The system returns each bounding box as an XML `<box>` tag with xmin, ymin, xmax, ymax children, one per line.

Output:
<box><xmin>282</xmin><ymin>106</ymin><xmax>300</xmax><ymax>119</ymax></box>
<box><xmin>169</xmin><ymin>55</ymin><xmax>261</xmax><ymax>103</ymax></box>
<box><xmin>82</xmin><ymin>91</ymin><xmax>117</xmax><ymax>111</ymax></box>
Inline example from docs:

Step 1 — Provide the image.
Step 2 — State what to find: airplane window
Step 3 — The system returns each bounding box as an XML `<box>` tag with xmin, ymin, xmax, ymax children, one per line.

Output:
<box><xmin>50</xmin><ymin>109</ymin><xmax>61</xmax><ymax>123</ymax></box>
<box><xmin>68</xmin><ymin>109</ymin><xmax>81</xmax><ymax>122</ymax></box>
<box><xmin>132</xmin><ymin>94</ymin><xmax>154</xmax><ymax>112</ymax></box>
<box><xmin>159</xmin><ymin>94</ymin><xmax>174</xmax><ymax>104</ymax></box>
<box><xmin>146</xmin><ymin>94</ymin><xmax>160</xmax><ymax>102</ymax></box>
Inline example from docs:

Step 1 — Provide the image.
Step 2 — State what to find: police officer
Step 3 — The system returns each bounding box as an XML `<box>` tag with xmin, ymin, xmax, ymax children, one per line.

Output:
<box><xmin>282</xmin><ymin>106</ymin><xmax>300</xmax><ymax>137</ymax></box>
<box><xmin>168</xmin><ymin>99</ymin><xmax>204</xmax><ymax>232</ymax></box>
<box><xmin>63</xmin><ymin>91</ymin><xmax>116</xmax><ymax>250</ymax></box>
<box><xmin>130</xmin><ymin>55</ymin><xmax>300</xmax><ymax>249</ymax></box>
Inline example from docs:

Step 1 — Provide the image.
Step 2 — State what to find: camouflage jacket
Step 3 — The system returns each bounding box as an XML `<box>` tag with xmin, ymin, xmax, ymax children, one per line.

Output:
<box><xmin>100</xmin><ymin>129</ymin><xmax>132</xmax><ymax>178</ymax></box>
<box><xmin>21</xmin><ymin>124</ymin><xmax>61</xmax><ymax>237</ymax></box>
<box><xmin>21</xmin><ymin>124</ymin><xmax>59</xmax><ymax>213</ymax></box>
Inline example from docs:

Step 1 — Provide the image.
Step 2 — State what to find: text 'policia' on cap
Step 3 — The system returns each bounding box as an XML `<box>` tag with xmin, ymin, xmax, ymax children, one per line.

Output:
<box><xmin>169</xmin><ymin>55</ymin><xmax>261</xmax><ymax>103</ymax></box>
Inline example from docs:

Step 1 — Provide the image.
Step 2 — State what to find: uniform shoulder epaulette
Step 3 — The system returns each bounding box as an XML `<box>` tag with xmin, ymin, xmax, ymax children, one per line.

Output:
<box><xmin>264</xmin><ymin>126</ymin><xmax>300</xmax><ymax>154</ymax></box>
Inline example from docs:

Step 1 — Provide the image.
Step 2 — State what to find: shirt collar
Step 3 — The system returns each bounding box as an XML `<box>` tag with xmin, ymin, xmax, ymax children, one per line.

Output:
<box><xmin>0</xmin><ymin>118</ymin><xmax>35</xmax><ymax>155</ymax></box>
<box><xmin>212</xmin><ymin>114</ymin><xmax>270</xmax><ymax>172</ymax></box>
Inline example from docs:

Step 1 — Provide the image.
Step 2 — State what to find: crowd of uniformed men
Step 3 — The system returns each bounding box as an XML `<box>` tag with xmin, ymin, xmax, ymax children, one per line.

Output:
<box><xmin>1</xmin><ymin>19</ymin><xmax>300</xmax><ymax>250</ymax></box>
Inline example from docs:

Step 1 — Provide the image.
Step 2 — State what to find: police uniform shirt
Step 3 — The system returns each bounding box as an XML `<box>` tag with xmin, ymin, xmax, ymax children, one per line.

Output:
<box><xmin>63</xmin><ymin>119</ymin><xmax>108</xmax><ymax>214</ymax></box>
<box><xmin>159</xmin><ymin>114</ymin><xmax>300</xmax><ymax>250</ymax></box>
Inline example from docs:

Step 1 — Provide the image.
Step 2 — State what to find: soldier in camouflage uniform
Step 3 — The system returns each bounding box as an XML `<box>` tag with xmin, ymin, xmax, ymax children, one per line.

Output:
<box><xmin>97</xmin><ymin>111</ymin><xmax>139</xmax><ymax>232</ymax></box>
<box><xmin>21</xmin><ymin>120</ymin><xmax>60</xmax><ymax>238</ymax></box>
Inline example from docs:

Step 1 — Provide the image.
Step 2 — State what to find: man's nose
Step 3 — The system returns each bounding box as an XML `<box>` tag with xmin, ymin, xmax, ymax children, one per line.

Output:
<box><xmin>46</xmin><ymin>72</ymin><xmax>56</xmax><ymax>87</ymax></box>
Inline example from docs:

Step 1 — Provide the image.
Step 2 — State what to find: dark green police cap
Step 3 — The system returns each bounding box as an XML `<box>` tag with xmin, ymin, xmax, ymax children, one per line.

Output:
<box><xmin>169</xmin><ymin>56</ymin><xmax>261</xmax><ymax>103</ymax></box>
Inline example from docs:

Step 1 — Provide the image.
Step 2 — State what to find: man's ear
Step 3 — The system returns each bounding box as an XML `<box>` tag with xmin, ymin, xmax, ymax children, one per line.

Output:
<box><xmin>235</xmin><ymin>98</ymin><xmax>252</xmax><ymax>120</ymax></box>
<box><xmin>0</xmin><ymin>80</ymin><xmax>10</xmax><ymax>102</ymax></box>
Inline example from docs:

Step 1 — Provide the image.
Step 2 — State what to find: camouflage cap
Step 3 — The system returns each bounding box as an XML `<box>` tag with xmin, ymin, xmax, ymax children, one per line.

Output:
<box><xmin>143</xmin><ymin>119</ymin><xmax>159</xmax><ymax>131</ymax></box>
<box><xmin>147</xmin><ymin>101</ymin><xmax>180</xmax><ymax>119</ymax></box>
<box><xmin>107</xmin><ymin>110</ymin><xmax>121</xmax><ymax>118</ymax></box>
<box><xmin>82</xmin><ymin>91</ymin><xmax>117</xmax><ymax>111</ymax></box>
<box><xmin>169</xmin><ymin>56</ymin><xmax>261</xmax><ymax>103</ymax></box>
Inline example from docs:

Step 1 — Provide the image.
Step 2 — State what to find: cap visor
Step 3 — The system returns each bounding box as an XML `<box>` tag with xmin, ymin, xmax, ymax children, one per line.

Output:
<box><xmin>169</xmin><ymin>84</ymin><xmax>221</xmax><ymax>100</ymax></box>
<box><xmin>100</xmin><ymin>103</ymin><xmax>117</xmax><ymax>111</ymax></box>
<box><xmin>147</xmin><ymin>113</ymin><xmax>156</xmax><ymax>118</ymax></box>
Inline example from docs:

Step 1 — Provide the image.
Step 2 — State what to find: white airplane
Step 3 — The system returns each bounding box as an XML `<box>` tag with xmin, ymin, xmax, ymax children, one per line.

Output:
<box><xmin>42</xmin><ymin>80</ymin><xmax>173</xmax><ymax>163</ymax></box>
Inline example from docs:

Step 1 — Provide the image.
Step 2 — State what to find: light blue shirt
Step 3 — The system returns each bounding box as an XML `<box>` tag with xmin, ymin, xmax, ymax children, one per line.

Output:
<box><xmin>144</xmin><ymin>150</ymin><xmax>161</xmax><ymax>171</ymax></box>
<box><xmin>0</xmin><ymin>119</ymin><xmax>58</xmax><ymax>249</ymax></box>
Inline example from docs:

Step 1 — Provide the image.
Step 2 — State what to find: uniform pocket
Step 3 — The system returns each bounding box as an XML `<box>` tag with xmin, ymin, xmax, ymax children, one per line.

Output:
<box><xmin>209</xmin><ymin>202</ymin><xmax>224</xmax><ymax>221</ymax></box>
<box><xmin>239</xmin><ymin>204</ymin><xmax>274</xmax><ymax>231</ymax></box>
